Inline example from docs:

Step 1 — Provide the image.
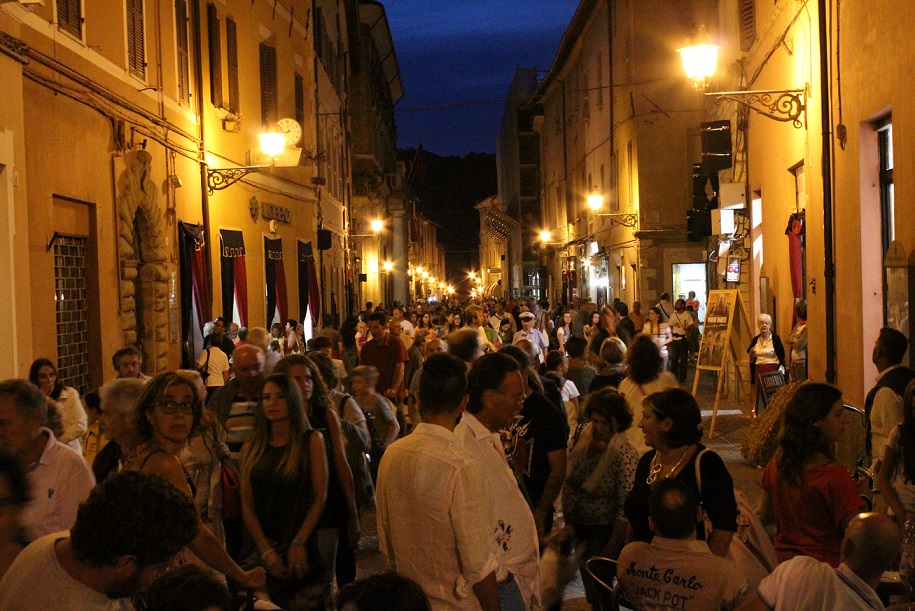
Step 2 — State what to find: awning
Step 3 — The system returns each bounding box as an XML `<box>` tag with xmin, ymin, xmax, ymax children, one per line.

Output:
<box><xmin>481</xmin><ymin>207</ymin><xmax>518</xmax><ymax>242</ymax></box>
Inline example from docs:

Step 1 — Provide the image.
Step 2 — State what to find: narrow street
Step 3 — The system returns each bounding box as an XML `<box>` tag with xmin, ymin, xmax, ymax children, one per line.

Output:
<box><xmin>354</xmin><ymin>365</ymin><xmax>771</xmax><ymax>608</ymax></box>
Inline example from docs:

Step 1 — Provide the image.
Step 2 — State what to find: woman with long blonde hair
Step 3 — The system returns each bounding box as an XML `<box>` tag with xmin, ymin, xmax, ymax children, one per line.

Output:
<box><xmin>240</xmin><ymin>372</ymin><xmax>328</xmax><ymax>609</ymax></box>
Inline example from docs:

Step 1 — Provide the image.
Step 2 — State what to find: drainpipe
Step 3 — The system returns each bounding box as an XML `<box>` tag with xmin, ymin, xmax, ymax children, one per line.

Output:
<box><xmin>191</xmin><ymin>0</ymin><xmax>213</xmax><ymax>299</ymax></box>
<box><xmin>818</xmin><ymin>0</ymin><xmax>836</xmax><ymax>383</ymax></box>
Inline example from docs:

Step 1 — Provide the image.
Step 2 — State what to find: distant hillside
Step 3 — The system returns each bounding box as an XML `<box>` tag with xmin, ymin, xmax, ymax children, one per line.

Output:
<box><xmin>398</xmin><ymin>147</ymin><xmax>497</xmax><ymax>282</ymax></box>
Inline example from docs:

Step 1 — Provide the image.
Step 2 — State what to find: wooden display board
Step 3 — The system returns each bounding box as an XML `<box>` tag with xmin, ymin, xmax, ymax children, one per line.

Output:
<box><xmin>692</xmin><ymin>290</ymin><xmax>753</xmax><ymax>438</ymax></box>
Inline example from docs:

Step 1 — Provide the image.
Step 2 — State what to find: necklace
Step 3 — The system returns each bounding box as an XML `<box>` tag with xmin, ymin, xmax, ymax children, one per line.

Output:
<box><xmin>646</xmin><ymin>446</ymin><xmax>691</xmax><ymax>485</ymax></box>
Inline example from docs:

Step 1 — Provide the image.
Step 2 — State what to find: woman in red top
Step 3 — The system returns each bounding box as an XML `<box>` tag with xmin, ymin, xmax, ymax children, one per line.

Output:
<box><xmin>760</xmin><ymin>382</ymin><xmax>867</xmax><ymax>566</ymax></box>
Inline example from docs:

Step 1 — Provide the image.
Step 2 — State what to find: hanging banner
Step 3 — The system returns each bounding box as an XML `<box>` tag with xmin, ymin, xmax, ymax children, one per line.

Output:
<box><xmin>264</xmin><ymin>237</ymin><xmax>288</xmax><ymax>328</ymax></box>
<box><xmin>298</xmin><ymin>240</ymin><xmax>321</xmax><ymax>328</ymax></box>
<box><xmin>220</xmin><ymin>229</ymin><xmax>248</xmax><ymax>327</ymax></box>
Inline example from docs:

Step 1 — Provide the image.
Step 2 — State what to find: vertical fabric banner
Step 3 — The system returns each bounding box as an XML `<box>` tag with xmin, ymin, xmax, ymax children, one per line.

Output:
<box><xmin>179</xmin><ymin>222</ymin><xmax>210</xmax><ymax>367</ymax></box>
<box><xmin>298</xmin><ymin>240</ymin><xmax>321</xmax><ymax>328</ymax></box>
<box><xmin>264</xmin><ymin>237</ymin><xmax>288</xmax><ymax>327</ymax></box>
<box><xmin>220</xmin><ymin>229</ymin><xmax>248</xmax><ymax>327</ymax></box>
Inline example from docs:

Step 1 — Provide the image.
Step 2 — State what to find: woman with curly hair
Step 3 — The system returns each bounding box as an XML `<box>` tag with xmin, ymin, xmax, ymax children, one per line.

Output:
<box><xmin>760</xmin><ymin>382</ymin><xmax>867</xmax><ymax>566</ymax></box>
<box><xmin>28</xmin><ymin>358</ymin><xmax>86</xmax><ymax>451</ymax></box>
<box><xmin>124</xmin><ymin>372</ymin><xmax>264</xmax><ymax>590</ymax></box>
<box><xmin>240</xmin><ymin>372</ymin><xmax>329</xmax><ymax>608</ymax></box>
<box><xmin>562</xmin><ymin>388</ymin><xmax>638</xmax><ymax>605</ymax></box>
<box><xmin>617</xmin><ymin>335</ymin><xmax>677</xmax><ymax>455</ymax></box>
<box><xmin>877</xmin><ymin>380</ymin><xmax>915</xmax><ymax>519</ymax></box>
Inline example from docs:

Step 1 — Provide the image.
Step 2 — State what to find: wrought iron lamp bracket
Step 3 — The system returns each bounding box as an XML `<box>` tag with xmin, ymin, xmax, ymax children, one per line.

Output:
<box><xmin>707</xmin><ymin>86</ymin><xmax>807</xmax><ymax>128</ymax></box>
<box><xmin>206</xmin><ymin>166</ymin><xmax>267</xmax><ymax>194</ymax></box>
<box><xmin>594</xmin><ymin>213</ymin><xmax>639</xmax><ymax>229</ymax></box>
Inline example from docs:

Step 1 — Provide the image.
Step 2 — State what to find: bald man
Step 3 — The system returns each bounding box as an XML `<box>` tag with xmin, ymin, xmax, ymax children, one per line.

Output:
<box><xmin>739</xmin><ymin>512</ymin><xmax>899</xmax><ymax>610</ymax></box>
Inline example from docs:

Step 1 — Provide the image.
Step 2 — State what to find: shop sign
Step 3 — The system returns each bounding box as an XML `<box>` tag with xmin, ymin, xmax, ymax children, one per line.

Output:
<box><xmin>262</xmin><ymin>202</ymin><xmax>292</xmax><ymax>224</ymax></box>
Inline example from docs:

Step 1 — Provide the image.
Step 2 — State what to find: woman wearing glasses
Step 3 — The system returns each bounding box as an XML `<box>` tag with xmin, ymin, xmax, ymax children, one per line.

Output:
<box><xmin>124</xmin><ymin>372</ymin><xmax>265</xmax><ymax>590</ymax></box>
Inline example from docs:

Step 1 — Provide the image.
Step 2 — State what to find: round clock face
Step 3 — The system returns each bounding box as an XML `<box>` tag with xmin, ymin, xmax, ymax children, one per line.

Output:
<box><xmin>276</xmin><ymin>118</ymin><xmax>302</xmax><ymax>147</ymax></box>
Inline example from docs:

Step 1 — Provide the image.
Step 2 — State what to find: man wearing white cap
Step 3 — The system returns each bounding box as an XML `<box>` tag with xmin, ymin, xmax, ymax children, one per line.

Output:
<box><xmin>513</xmin><ymin>311</ymin><xmax>549</xmax><ymax>363</ymax></box>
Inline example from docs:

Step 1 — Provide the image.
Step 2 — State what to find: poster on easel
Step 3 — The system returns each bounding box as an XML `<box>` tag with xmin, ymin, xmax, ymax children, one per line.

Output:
<box><xmin>692</xmin><ymin>289</ymin><xmax>752</xmax><ymax>437</ymax></box>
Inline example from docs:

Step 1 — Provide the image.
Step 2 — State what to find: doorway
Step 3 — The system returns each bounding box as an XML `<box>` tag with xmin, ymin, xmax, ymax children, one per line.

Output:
<box><xmin>672</xmin><ymin>263</ymin><xmax>707</xmax><ymax>324</ymax></box>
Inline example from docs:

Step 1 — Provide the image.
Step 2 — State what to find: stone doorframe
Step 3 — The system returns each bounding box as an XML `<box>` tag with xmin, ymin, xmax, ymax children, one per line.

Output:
<box><xmin>115</xmin><ymin>150</ymin><xmax>170</xmax><ymax>372</ymax></box>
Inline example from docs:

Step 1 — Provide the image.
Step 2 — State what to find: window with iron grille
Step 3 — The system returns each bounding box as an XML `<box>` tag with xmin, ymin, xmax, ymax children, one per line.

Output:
<box><xmin>226</xmin><ymin>18</ymin><xmax>239</xmax><ymax>113</ymax></box>
<box><xmin>175</xmin><ymin>0</ymin><xmax>190</xmax><ymax>106</ymax></box>
<box><xmin>260</xmin><ymin>44</ymin><xmax>278</xmax><ymax>127</ymax></box>
<box><xmin>58</xmin><ymin>0</ymin><xmax>82</xmax><ymax>39</ymax></box>
<box><xmin>878</xmin><ymin>117</ymin><xmax>894</xmax><ymax>256</ymax></box>
<box><xmin>207</xmin><ymin>3</ymin><xmax>223</xmax><ymax>107</ymax></box>
<box><xmin>739</xmin><ymin>0</ymin><xmax>756</xmax><ymax>52</ymax></box>
<box><xmin>127</xmin><ymin>0</ymin><xmax>146</xmax><ymax>78</ymax></box>
<box><xmin>54</xmin><ymin>236</ymin><xmax>91</xmax><ymax>396</ymax></box>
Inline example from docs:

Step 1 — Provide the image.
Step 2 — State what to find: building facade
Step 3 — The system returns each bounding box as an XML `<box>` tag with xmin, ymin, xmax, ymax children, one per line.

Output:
<box><xmin>0</xmin><ymin>0</ymin><xmax>407</xmax><ymax>387</ymax></box>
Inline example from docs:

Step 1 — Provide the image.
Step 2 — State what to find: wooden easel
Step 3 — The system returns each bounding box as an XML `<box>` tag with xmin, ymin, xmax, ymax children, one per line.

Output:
<box><xmin>692</xmin><ymin>290</ymin><xmax>752</xmax><ymax>438</ymax></box>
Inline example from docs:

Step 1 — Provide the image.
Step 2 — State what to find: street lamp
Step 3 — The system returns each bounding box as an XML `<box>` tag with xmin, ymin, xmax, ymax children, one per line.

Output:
<box><xmin>351</xmin><ymin>219</ymin><xmax>384</xmax><ymax>238</ymax></box>
<box><xmin>382</xmin><ymin>261</ymin><xmax>393</xmax><ymax>272</ymax></box>
<box><xmin>207</xmin><ymin>118</ymin><xmax>312</xmax><ymax>194</ymax></box>
<box><xmin>586</xmin><ymin>190</ymin><xmax>639</xmax><ymax>228</ymax></box>
<box><xmin>371</xmin><ymin>219</ymin><xmax>384</xmax><ymax>233</ymax></box>
<box><xmin>679</xmin><ymin>28</ymin><xmax>807</xmax><ymax>128</ymax></box>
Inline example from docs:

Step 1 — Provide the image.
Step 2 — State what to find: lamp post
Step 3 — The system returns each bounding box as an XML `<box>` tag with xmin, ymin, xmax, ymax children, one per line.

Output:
<box><xmin>586</xmin><ymin>191</ymin><xmax>639</xmax><ymax>228</ymax></box>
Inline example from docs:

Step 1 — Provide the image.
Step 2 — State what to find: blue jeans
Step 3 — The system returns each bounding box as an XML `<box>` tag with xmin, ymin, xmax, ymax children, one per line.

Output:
<box><xmin>498</xmin><ymin>576</ymin><xmax>526</xmax><ymax>611</ymax></box>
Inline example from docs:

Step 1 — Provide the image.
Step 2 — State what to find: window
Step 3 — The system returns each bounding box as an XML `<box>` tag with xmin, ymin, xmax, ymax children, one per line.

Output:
<box><xmin>58</xmin><ymin>0</ymin><xmax>82</xmax><ymax>39</ymax></box>
<box><xmin>878</xmin><ymin>117</ymin><xmax>894</xmax><ymax>256</ymax></box>
<box><xmin>127</xmin><ymin>0</ymin><xmax>146</xmax><ymax>78</ymax></box>
<box><xmin>226</xmin><ymin>18</ymin><xmax>239</xmax><ymax>113</ymax></box>
<box><xmin>54</xmin><ymin>235</ymin><xmax>91</xmax><ymax>395</ymax></box>
<box><xmin>260</xmin><ymin>44</ymin><xmax>278</xmax><ymax>127</ymax></box>
<box><xmin>294</xmin><ymin>73</ymin><xmax>305</xmax><ymax>146</ymax></box>
<box><xmin>175</xmin><ymin>0</ymin><xmax>190</xmax><ymax>106</ymax></box>
<box><xmin>739</xmin><ymin>0</ymin><xmax>756</xmax><ymax>52</ymax></box>
<box><xmin>207</xmin><ymin>3</ymin><xmax>222</xmax><ymax>107</ymax></box>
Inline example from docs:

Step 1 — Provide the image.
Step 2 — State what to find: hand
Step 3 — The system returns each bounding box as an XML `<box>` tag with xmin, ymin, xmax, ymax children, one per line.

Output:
<box><xmin>348</xmin><ymin>513</ymin><xmax>362</xmax><ymax>548</ymax></box>
<box><xmin>261</xmin><ymin>550</ymin><xmax>287</xmax><ymax>579</ymax></box>
<box><xmin>240</xmin><ymin>566</ymin><xmax>267</xmax><ymax>589</ymax></box>
<box><xmin>287</xmin><ymin>544</ymin><xmax>309</xmax><ymax>581</ymax></box>
<box><xmin>533</xmin><ymin>507</ymin><xmax>549</xmax><ymax>540</ymax></box>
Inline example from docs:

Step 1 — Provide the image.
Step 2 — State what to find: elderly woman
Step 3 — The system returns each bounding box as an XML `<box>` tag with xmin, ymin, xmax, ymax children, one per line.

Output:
<box><xmin>624</xmin><ymin>388</ymin><xmax>739</xmax><ymax>558</ymax></box>
<box><xmin>747</xmin><ymin>313</ymin><xmax>786</xmax><ymax>414</ymax></box>
<box><xmin>617</xmin><ymin>336</ymin><xmax>678</xmax><ymax>456</ymax></box>
<box><xmin>760</xmin><ymin>382</ymin><xmax>868</xmax><ymax>566</ymax></box>
<box><xmin>28</xmin><ymin>358</ymin><xmax>87</xmax><ymax>451</ymax></box>
<box><xmin>124</xmin><ymin>372</ymin><xmax>264</xmax><ymax>590</ymax></box>
<box><xmin>562</xmin><ymin>388</ymin><xmax>638</xmax><ymax>606</ymax></box>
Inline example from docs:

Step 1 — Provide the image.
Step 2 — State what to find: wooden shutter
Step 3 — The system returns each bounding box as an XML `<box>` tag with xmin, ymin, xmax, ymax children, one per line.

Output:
<box><xmin>58</xmin><ymin>0</ymin><xmax>82</xmax><ymax>38</ymax></box>
<box><xmin>294</xmin><ymin>73</ymin><xmax>305</xmax><ymax>144</ymax></box>
<box><xmin>175</xmin><ymin>0</ymin><xmax>190</xmax><ymax>106</ymax></box>
<box><xmin>207</xmin><ymin>4</ymin><xmax>223</xmax><ymax>108</ymax></box>
<box><xmin>739</xmin><ymin>0</ymin><xmax>756</xmax><ymax>52</ymax></box>
<box><xmin>226</xmin><ymin>18</ymin><xmax>239</xmax><ymax>114</ymax></box>
<box><xmin>127</xmin><ymin>0</ymin><xmax>146</xmax><ymax>78</ymax></box>
<box><xmin>259</xmin><ymin>44</ymin><xmax>278</xmax><ymax>127</ymax></box>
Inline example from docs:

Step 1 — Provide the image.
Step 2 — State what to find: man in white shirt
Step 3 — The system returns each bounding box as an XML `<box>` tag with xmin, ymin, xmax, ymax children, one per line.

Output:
<box><xmin>0</xmin><ymin>470</ymin><xmax>199</xmax><ymax>609</ymax></box>
<box><xmin>656</xmin><ymin>292</ymin><xmax>673</xmax><ymax>323</ymax></box>
<box><xmin>392</xmin><ymin>305</ymin><xmax>415</xmax><ymax>339</ymax></box>
<box><xmin>376</xmin><ymin>353</ymin><xmax>500</xmax><ymax>610</ymax></box>
<box><xmin>458</xmin><ymin>353</ymin><xmax>541</xmax><ymax>610</ymax></box>
<box><xmin>865</xmin><ymin>328</ymin><xmax>915</xmax><ymax>470</ymax></box>
<box><xmin>513</xmin><ymin>311</ymin><xmax>549</xmax><ymax>363</ymax></box>
<box><xmin>0</xmin><ymin>379</ymin><xmax>95</xmax><ymax>542</ymax></box>
<box><xmin>740</xmin><ymin>512</ymin><xmax>898</xmax><ymax>610</ymax></box>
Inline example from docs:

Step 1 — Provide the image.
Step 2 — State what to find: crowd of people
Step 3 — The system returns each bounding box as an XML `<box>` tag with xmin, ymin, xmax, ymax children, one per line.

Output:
<box><xmin>0</xmin><ymin>293</ymin><xmax>907</xmax><ymax>610</ymax></box>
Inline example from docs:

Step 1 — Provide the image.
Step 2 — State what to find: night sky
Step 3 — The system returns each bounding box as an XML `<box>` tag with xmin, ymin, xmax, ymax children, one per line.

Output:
<box><xmin>384</xmin><ymin>1</ymin><xmax>579</xmax><ymax>156</ymax></box>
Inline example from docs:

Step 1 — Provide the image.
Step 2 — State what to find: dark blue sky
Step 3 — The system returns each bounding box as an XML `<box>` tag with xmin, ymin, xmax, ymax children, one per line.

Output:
<box><xmin>383</xmin><ymin>1</ymin><xmax>579</xmax><ymax>156</ymax></box>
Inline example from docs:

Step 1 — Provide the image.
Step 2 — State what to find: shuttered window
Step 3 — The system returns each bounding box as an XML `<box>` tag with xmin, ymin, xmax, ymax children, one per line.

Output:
<box><xmin>226</xmin><ymin>18</ymin><xmax>239</xmax><ymax>114</ymax></box>
<box><xmin>58</xmin><ymin>0</ymin><xmax>82</xmax><ymax>39</ymax></box>
<box><xmin>175</xmin><ymin>0</ymin><xmax>190</xmax><ymax>106</ymax></box>
<box><xmin>127</xmin><ymin>0</ymin><xmax>146</xmax><ymax>78</ymax></box>
<box><xmin>294</xmin><ymin>73</ymin><xmax>305</xmax><ymax>145</ymax></box>
<box><xmin>207</xmin><ymin>4</ymin><xmax>223</xmax><ymax>107</ymax></box>
<box><xmin>260</xmin><ymin>44</ymin><xmax>278</xmax><ymax>127</ymax></box>
<box><xmin>739</xmin><ymin>0</ymin><xmax>756</xmax><ymax>52</ymax></box>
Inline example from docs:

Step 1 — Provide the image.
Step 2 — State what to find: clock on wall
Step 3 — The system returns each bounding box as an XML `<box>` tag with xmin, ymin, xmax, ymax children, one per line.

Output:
<box><xmin>276</xmin><ymin>118</ymin><xmax>302</xmax><ymax>148</ymax></box>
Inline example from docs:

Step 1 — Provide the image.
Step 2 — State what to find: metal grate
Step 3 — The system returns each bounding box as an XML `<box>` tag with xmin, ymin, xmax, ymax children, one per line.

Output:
<box><xmin>54</xmin><ymin>236</ymin><xmax>91</xmax><ymax>395</ymax></box>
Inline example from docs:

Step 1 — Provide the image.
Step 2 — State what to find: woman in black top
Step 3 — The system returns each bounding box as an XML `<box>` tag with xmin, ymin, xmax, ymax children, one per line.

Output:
<box><xmin>623</xmin><ymin>387</ymin><xmax>738</xmax><ymax>557</ymax></box>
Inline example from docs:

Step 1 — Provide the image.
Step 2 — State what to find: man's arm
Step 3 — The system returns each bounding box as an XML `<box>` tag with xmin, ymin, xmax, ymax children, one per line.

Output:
<box><xmin>534</xmin><ymin>448</ymin><xmax>567</xmax><ymax>537</ymax></box>
<box><xmin>871</xmin><ymin>387</ymin><xmax>904</xmax><ymax>464</ymax></box>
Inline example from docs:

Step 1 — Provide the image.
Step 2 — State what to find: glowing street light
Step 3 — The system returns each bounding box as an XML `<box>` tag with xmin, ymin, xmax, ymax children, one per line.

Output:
<box><xmin>678</xmin><ymin>26</ymin><xmax>719</xmax><ymax>91</ymax></box>
<box><xmin>370</xmin><ymin>219</ymin><xmax>384</xmax><ymax>233</ymax></box>
<box><xmin>382</xmin><ymin>261</ymin><xmax>393</xmax><ymax>272</ymax></box>
<box><xmin>539</xmin><ymin>230</ymin><xmax>552</xmax><ymax>243</ymax></box>
<box><xmin>587</xmin><ymin>191</ymin><xmax>604</xmax><ymax>211</ymax></box>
